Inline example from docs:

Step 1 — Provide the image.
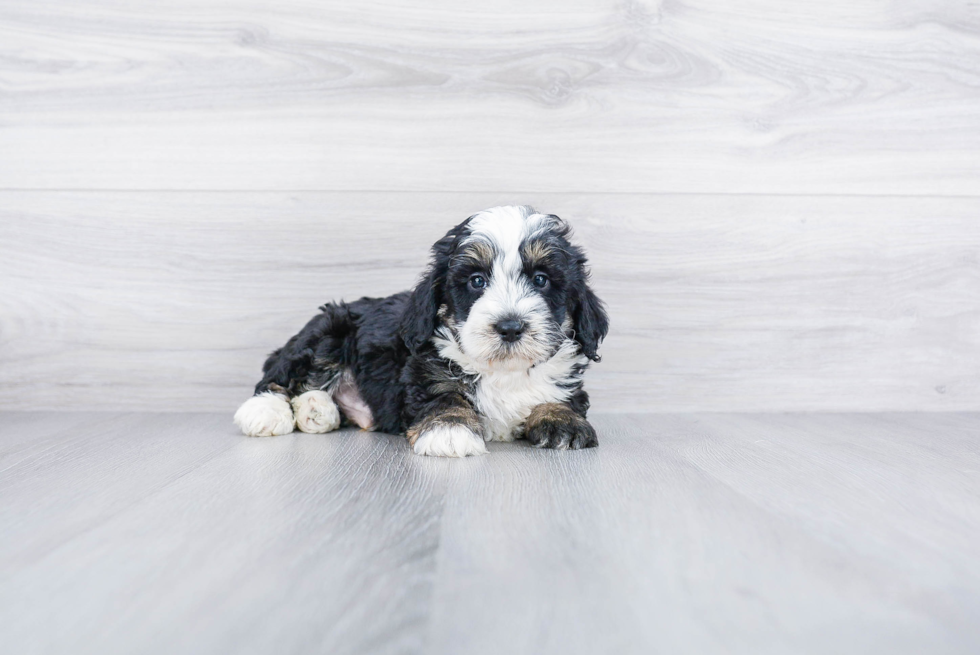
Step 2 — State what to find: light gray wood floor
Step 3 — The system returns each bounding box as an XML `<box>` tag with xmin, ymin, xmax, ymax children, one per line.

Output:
<box><xmin>2</xmin><ymin>412</ymin><xmax>978</xmax><ymax>654</ymax></box>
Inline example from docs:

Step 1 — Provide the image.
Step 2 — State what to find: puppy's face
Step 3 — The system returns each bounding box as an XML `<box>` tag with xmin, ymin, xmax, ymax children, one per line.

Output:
<box><xmin>444</xmin><ymin>208</ymin><xmax>570</xmax><ymax>366</ymax></box>
<box><xmin>400</xmin><ymin>206</ymin><xmax>608</xmax><ymax>368</ymax></box>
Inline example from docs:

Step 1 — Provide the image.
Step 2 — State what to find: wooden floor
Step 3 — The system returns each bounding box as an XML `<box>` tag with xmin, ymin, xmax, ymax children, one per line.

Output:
<box><xmin>2</xmin><ymin>412</ymin><xmax>978</xmax><ymax>654</ymax></box>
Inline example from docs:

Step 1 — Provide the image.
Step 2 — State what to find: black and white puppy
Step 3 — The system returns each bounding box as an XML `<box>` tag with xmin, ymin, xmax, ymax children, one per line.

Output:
<box><xmin>234</xmin><ymin>205</ymin><xmax>608</xmax><ymax>457</ymax></box>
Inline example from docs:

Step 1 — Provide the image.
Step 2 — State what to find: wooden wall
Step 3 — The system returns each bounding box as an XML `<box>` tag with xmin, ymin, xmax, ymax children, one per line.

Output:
<box><xmin>1</xmin><ymin>1</ymin><xmax>978</xmax><ymax>412</ymax></box>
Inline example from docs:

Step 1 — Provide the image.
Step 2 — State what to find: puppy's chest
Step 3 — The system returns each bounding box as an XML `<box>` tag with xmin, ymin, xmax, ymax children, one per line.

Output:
<box><xmin>433</xmin><ymin>333</ymin><xmax>587</xmax><ymax>443</ymax></box>
<box><xmin>467</xmin><ymin>368</ymin><xmax>572</xmax><ymax>442</ymax></box>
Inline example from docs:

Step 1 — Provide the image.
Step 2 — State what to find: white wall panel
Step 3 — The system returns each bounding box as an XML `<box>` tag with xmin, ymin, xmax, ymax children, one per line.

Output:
<box><xmin>2</xmin><ymin>192</ymin><xmax>977</xmax><ymax>412</ymax></box>
<box><xmin>0</xmin><ymin>1</ymin><xmax>978</xmax><ymax>193</ymax></box>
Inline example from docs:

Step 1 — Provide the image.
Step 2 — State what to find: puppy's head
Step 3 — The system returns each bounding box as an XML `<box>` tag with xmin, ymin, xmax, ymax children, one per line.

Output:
<box><xmin>400</xmin><ymin>206</ymin><xmax>608</xmax><ymax>367</ymax></box>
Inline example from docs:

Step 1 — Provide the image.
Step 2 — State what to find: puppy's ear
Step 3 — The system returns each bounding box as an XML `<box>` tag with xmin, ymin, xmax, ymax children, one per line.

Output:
<box><xmin>399</xmin><ymin>231</ymin><xmax>458</xmax><ymax>355</ymax></box>
<box><xmin>571</xmin><ymin>271</ymin><xmax>609</xmax><ymax>363</ymax></box>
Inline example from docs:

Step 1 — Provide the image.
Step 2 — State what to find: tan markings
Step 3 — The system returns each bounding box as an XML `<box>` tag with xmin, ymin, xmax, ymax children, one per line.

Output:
<box><xmin>521</xmin><ymin>239</ymin><xmax>553</xmax><ymax>270</ymax></box>
<box><xmin>407</xmin><ymin>403</ymin><xmax>483</xmax><ymax>445</ymax></box>
<box><xmin>458</xmin><ymin>240</ymin><xmax>496</xmax><ymax>270</ymax></box>
<box><xmin>525</xmin><ymin>402</ymin><xmax>578</xmax><ymax>430</ymax></box>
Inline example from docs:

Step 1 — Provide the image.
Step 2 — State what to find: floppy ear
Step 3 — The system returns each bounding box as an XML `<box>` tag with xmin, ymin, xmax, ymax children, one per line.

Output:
<box><xmin>571</xmin><ymin>275</ymin><xmax>609</xmax><ymax>362</ymax></box>
<box><xmin>399</xmin><ymin>232</ymin><xmax>456</xmax><ymax>354</ymax></box>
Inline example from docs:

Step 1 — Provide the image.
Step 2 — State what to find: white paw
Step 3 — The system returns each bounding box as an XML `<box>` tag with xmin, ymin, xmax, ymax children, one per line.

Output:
<box><xmin>413</xmin><ymin>424</ymin><xmax>488</xmax><ymax>458</ymax></box>
<box><xmin>291</xmin><ymin>390</ymin><xmax>341</xmax><ymax>434</ymax></box>
<box><xmin>234</xmin><ymin>392</ymin><xmax>295</xmax><ymax>437</ymax></box>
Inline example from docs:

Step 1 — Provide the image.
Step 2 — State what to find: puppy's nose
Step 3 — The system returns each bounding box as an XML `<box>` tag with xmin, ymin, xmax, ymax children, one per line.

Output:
<box><xmin>494</xmin><ymin>318</ymin><xmax>525</xmax><ymax>343</ymax></box>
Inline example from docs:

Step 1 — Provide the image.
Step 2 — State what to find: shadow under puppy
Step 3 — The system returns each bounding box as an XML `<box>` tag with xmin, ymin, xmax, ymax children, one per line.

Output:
<box><xmin>234</xmin><ymin>205</ymin><xmax>608</xmax><ymax>457</ymax></box>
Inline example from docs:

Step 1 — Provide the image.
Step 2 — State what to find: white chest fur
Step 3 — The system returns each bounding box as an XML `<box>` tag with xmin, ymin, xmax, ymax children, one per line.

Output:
<box><xmin>433</xmin><ymin>332</ymin><xmax>587</xmax><ymax>442</ymax></box>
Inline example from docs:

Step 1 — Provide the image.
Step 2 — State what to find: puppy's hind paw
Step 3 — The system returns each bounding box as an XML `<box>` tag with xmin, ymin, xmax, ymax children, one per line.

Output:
<box><xmin>234</xmin><ymin>392</ymin><xmax>295</xmax><ymax>437</ymax></box>
<box><xmin>292</xmin><ymin>390</ymin><xmax>341</xmax><ymax>433</ymax></box>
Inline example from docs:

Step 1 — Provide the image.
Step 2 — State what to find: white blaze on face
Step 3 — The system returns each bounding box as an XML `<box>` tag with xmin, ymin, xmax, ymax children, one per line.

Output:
<box><xmin>458</xmin><ymin>206</ymin><xmax>558</xmax><ymax>369</ymax></box>
<box><xmin>432</xmin><ymin>206</ymin><xmax>591</xmax><ymax>442</ymax></box>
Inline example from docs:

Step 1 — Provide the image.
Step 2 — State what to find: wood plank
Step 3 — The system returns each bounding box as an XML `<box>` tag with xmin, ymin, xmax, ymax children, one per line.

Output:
<box><xmin>1</xmin><ymin>1</ymin><xmax>978</xmax><ymax>193</ymax></box>
<box><xmin>0</xmin><ymin>412</ymin><xmax>117</xmax><ymax>460</ymax></box>
<box><xmin>427</xmin><ymin>412</ymin><xmax>980</xmax><ymax>654</ymax></box>
<box><xmin>0</xmin><ymin>413</ymin><xmax>238</xmax><ymax>569</ymax></box>
<box><xmin>0</xmin><ymin>415</ymin><xmax>448</xmax><ymax>655</ymax></box>
<box><xmin>1</xmin><ymin>412</ymin><xmax>977</xmax><ymax>653</ymax></box>
<box><xmin>1</xmin><ymin>191</ymin><xmax>978</xmax><ymax>412</ymax></box>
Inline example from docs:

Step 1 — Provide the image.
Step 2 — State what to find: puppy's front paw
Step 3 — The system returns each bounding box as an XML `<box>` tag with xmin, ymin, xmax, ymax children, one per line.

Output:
<box><xmin>524</xmin><ymin>403</ymin><xmax>598</xmax><ymax>450</ymax></box>
<box><xmin>412</xmin><ymin>424</ymin><xmax>488</xmax><ymax>458</ymax></box>
<box><xmin>291</xmin><ymin>390</ymin><xmax>341</xmax><ymax>433</ymax></box>
<box><xmin>234</xmin><ymin>392</ymin><xmax>295</xmax><ymax>437</ymax></box>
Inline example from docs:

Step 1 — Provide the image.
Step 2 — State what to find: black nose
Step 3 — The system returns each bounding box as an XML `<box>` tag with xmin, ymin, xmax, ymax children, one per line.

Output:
<box><xmin>494</xmin><ymin>318</ymin><xmax>525</xmax><ymax>343</ymax></box>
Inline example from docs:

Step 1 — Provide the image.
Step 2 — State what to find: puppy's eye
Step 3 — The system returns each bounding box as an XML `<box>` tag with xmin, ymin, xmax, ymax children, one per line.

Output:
<box><xmin>469</xmin><ymin>274</ymin><xmax>486</xmax><ymax>290</ymax></box>
<box><xmin>532</xmin><ymin>273</ymin><xmax>549</xmax><ymax>288</ymax></box>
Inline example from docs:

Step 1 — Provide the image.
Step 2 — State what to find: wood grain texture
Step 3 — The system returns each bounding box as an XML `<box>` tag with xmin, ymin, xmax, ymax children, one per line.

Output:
<box><xmin>1</xmin><ymin>191</ymin><xmax>978</xmax><ymax>412</ymax></box>
<box><xmin>0</xmin><ymin>413</ymin><xmax>448</xmax><ymax>655</ymax></box>
<box><xmin>1</xmin><ymin>412</ymin><xmax>978</xmax><ymax>654</ymax></box>
<box><xmin>1</xmin><ymin>1</ymin><xmax>978</xmax><ymax>193</ymax></box>
<box><xmin>430</xmin><ymin>412</ymin><xmax>980</xmax><ymax>654</ymax></box>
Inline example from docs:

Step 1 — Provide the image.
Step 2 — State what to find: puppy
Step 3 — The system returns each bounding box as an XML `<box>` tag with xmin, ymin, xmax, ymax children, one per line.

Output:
<box><xmin>234</xmin><ymin>205</ymin><xmax>608</xmax><ymax>457</ymax></box>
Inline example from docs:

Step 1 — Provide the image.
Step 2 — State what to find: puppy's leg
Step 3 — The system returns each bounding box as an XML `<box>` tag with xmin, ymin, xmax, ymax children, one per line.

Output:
<box><xmin>407</xmin><ymin>393</ymin><xmax>488</xmax><ymax>458</ymax></box>
<box><xmin>235</xmin><ymin>306</ymin><xmax>349</xmax><ymax>437</ymax></box>
<box><xmin>291</xmin><ymin>390</ymin><xmax>341</xmax><ymax>434</ymax></box>
<box><xmin>524</xmin><ymin>402</ymin><xmax>598</xmax><ymax>450</ymax></box>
